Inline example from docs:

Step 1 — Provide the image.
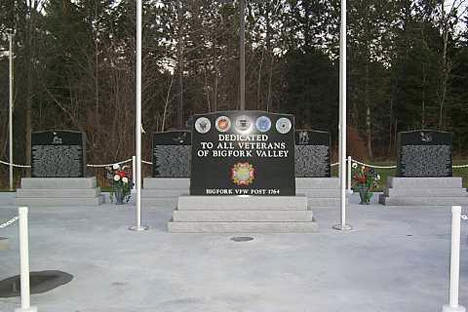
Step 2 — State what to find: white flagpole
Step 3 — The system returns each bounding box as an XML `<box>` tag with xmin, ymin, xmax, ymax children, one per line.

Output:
<box><xmin>130</xmin><ymin>0</ymin><xmax>148</xmax><ymax>231</ymax></box>
<box><xmin>333</xmin><ymin>0</ymin><xmax>352</xmax><ymax>231</ymax></box>
<box><xmin>9</xmin><ymin>32</ymin><xmax>14</xmax><ymax>191</ymax></box>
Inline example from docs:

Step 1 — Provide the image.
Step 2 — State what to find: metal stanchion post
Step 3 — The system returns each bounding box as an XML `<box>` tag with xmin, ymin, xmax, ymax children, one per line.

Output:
<box><xmin>442</xmin><ymin>206</ymin><xmax>466</xmax><ymax>312</ymax></box>
<box><xmin>347</xmin><ymin>156</ymin><xmax>353</xmax><ymax>194</ymax></box>
<box><xmin>15</xmin><ymin>207</ymin><xmax>37</xmax><ymax>312</ymax></box>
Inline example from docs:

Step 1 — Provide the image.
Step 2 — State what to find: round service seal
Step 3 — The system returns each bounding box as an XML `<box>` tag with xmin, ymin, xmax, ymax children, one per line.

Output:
<box><xmin>235</xmin><ymin>115</ymin><xmax>253</xmax><ymax>133</ymax></box>
<box><xmin>276</xmin><ymin>117</ymin><xmax>292</xmax><ymax>134</ymax></box>
<box><xmin>255</xmin><ymin>116</ymin><xmax>271</xmax><ymax>133</ymax></box>
<box><xmin>194</xmin><ymin>117</ymin><xmax>211</xmax><ymax>134</ymax></box>
<box><xmin>215</xmin><ymin>116</ymin><xmax>231</xmax><ymax>133</ymax></box>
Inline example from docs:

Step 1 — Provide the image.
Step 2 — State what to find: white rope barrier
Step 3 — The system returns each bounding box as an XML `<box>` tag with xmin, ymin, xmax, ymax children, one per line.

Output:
<box><xmin>351</xmin><ymin>159</ymin><xmax>397</xmax><ymax>169</ymax></box>
<box><xmin>0</xmin><ymin>215</ymin><xmax>19</xmax><ymax>229</ymax></box>
<box><xmin>86</xmin><ymin>158</ymin><xmax>132</xmax><ymax>168</ymax></box>
<box><xmin>453</xmin><ymin>164</ymin><xmax>468</xmax><ymax>169</ymax></box>
<box><xmin>331</xmin><ymin>162</ymin><xmax>339</xmax><ymax>167</ymax></box>
<box><xmin>0</xmin><ymin>160</ymin><xmax>30</xmax><ymax>168</ymax></box>
<box><xmin>142</xmin><ymin>160</ymin><xmax>153</xmax><ymax>165</ymax></box>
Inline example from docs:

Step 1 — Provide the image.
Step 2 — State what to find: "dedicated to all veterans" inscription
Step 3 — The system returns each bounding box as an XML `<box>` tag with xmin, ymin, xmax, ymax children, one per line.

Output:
<box><xmin>31</xmin><ymin>130</ymin><xmax>84</xmax><ymax>177</ymax></box>
<box><xmin>397</xmin><ymin>130</ymin><xmax>453</xmax><ymax>177</ymax></box>
<box><xmin>190</xmin><ymin>111</ymin><xmax>295</xmax><ymax>196</ymax></box>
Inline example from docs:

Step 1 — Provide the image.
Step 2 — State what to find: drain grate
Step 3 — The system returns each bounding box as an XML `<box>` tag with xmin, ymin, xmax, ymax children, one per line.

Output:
<box><xmin>0</xmin><ymin>270</ymin><xmax>73</xmax><ymax>298</ymax></box>
<box><xmin>230</xmin><ymin>236</ymin><xmax>254</xmax><ymax>242</ymax></box>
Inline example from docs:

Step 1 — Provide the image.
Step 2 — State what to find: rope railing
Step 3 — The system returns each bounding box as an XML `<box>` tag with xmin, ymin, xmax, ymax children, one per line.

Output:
<box><xmin>0</xmin><ymin>160</ymin><xmax>31</xmax><ymax>168</ymax></box>
<box><xmin>2</xmin><ymin>157</ymin><xmax>468</xmax><ymax>170</ymax></box>
<box><xmin>86</xmin><ymin>158</ymin><xmax>132</xmax><ymax>168</ymax></box>
<box><xmin>0</xmin><ymin>215</ymin><xmax>19</xmax><ymax>229</ymax></box>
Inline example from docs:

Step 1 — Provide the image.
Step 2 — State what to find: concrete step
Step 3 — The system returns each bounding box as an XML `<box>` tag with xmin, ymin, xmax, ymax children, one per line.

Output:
<box><xmin>297</xmin><ymin>188</ymin><xmax>340</xmax><ymax>198</ymax></box>
<box><xmin>173</xmin><ymin>210</ymin><xmax>313</xmax><ymax>222</ymax></box>
<box><xmin>307</xmin><ymin>197</ymin><xmax>340</xmax><ymax>208</ymax></box>
<box><xmin>0</xmin><ymin>237</ymin><xmax>8</xmax><ymax>251</ymax></box>
<box><xmin>387</xmin><ymin>177</ymin><xmax>463</xmax><ymax>189</ymax></box>
<box><xmin>143</xmin><ymin>178</ymin><xmax>189</xmax><ymax>189</ymax></box>
<box><xmin>385</xmin><ymin>188</ymin><xmax>467</xmax><ymax>197</ymax></box>
<box><xmin>17</xmin><ymin>188</ymin><xmax>101</xmax><ymax>198</ymax></box>
<box><xmin>379</xmin><ymin>194</ymin><xmax>468</xmax><ymax>206</ymax></box>
<box><xmin>168</xmin><ymin>221</ymin><xmax>319</xmax><ymax>233</ymax></box>
<box><xmin>296</xmin><ymin>177</ymin><xmax>339</xmax><ymax>189</ymax></box>
<box><xmin>177</xmin><ymin>195</ymin><xmax>308</xmax><ymax>211</ymax></box>
<box><xmin>142</xmin><ymin>189</ymin><xmax>189</xmax><ymax>197</ymax></box>
<box><xmin>20</xmin><ymin>177</ymin><xmax>97</xmax><ymax>189</ymax></box>
<box><xmin>16</xmin><ymin>197</ymin><xmax>101</xmax><ymax>207</ymax></box>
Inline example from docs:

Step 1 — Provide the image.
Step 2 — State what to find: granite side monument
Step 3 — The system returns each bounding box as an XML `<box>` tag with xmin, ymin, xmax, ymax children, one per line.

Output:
<box><xmin>31</xmin><ymin>130</ymin><xmax>84</xmax><ymax>177</ymax></box>
<box><xmin>152</xmin><ymin>131</ymin><xmax>191</xmax><ymax>178</ymax></box>
<box><xmin>380</xmin><ymin>130</ymin><xmax>468</xmax><ymax>206</ymax></box>
<box><xmin>17</xmin><ymin>130</ymin><xmax>102</xmax><ymax>207</ymax></box>
<box><xmin>397</xmin><ymin>130</ymin><xmax>452</xmax><ymax>177</ymax></box>
<box><xmin>295</xmin><ymin>130</ymin><xmax>331</xmax><ymax>177</ymax></box>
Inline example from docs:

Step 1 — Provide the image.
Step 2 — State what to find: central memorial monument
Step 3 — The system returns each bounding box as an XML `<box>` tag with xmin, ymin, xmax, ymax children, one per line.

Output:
<box><xmin>190</xmin><ymin>111</ymin><xmax>295</xmax><ymax>196</ymax></box>
<box><xmin>168</xmin><ymin>111</ymin><xmax>318</xmax><ymax>233</ymax></box>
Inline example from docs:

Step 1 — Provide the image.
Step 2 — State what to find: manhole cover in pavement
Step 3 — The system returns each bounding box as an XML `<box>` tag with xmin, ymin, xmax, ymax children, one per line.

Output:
<box><xmin>0</xmin><ymin>270</ymin><xmax>73</xmax><ymax>297</ymax></box>
<box><xmin>230</xmin><ymin>236</ymin><xmax>254</xmax><ymax>242</ymax></box>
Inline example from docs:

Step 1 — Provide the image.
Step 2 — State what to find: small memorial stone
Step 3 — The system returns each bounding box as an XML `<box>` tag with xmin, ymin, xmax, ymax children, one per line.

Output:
<box><xmin>152</xmin><ymin>131</ymin><xmax>191</xmax><ymax>177</ymax></box>
<box><xmin>295</xmin><ymin>130</ymin><xmax>331</xmax><ymax>177</ymax></box>
<box><xmin>190</xmin><ymin>111</ymin><xmax>295</xmax><ymax>196</ymax></box>
<box><xmin>397</xmin><ymin>130</ymin><xmax>453</xmax><ymax>177</ymax></box>
<box><xmin>31</xmin><ymin>130</ymin><xmax>84</xmax><ymax>177</ymax></box>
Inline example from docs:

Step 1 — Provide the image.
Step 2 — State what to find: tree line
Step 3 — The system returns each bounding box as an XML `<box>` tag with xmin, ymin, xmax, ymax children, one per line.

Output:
<box><xmin>0</xmin><ymin>0</ymin><xmax>467</xmax><ymax>178</ymax></box>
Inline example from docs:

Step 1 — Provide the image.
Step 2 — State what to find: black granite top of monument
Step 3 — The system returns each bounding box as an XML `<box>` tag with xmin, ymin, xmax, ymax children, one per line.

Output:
<box><xmin>190</xmin><ymin>111</ymin><xmax>295</xmax><ymax>196</ymax></box>
<box><xmin>397</xmin><ymin>129</ymin><xmax>453</xmax><ymax>177</ymax></box>
<box><xmin>31</xmin><ymin>130</ymin><xmax>84</xmax><ymax>177</ymax></box>
<box><xmin>152</xmin><ymin>131</ymin><xmax>191</xmax><ymax>178</ymax></box>
<box><xmin>295</xmin><ymin>129</ymin><xmax>331</xmax><ymax>177</ymax></box>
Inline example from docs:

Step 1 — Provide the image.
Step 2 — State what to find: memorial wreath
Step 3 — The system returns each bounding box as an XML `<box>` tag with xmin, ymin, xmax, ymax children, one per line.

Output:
<box><xmin>106</xmin><ymin>164</ymin><xmax>133</xmax><ymax>205</ymax></box>
<box><xmin>352</xmin><ymin>163</ymin><xmax>380</xmax><ymax>205</ymax></box>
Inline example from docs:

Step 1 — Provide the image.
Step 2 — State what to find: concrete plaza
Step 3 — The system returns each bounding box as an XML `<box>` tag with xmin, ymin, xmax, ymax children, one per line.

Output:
<box><xmin>0</xmin><ymin>193</ymin><xmax>467</xmax><ymax>312</ymax></box>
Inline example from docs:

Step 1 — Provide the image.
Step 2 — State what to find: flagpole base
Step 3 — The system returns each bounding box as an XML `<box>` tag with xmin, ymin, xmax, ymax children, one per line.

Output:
<box><xmin>332</xmin><ymin>224</ymin><xmax>353</xmax><ymax>231</ymax></box>
<box><xmin>442</xmin><ymin>305</ymin><xmax>466</xmax><ymax>312</ymax></box>
<box><xmin>15</xmin><ymin>307</ymin><xmax>38</xmax><ymax>312</ymax></box>
<box><xmin>128</xmin><ymin>225</ymin><xmax>149</xmax><ymax>231</ymax></box>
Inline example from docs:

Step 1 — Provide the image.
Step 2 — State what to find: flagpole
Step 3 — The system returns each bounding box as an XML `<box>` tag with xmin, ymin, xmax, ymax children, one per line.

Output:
<box><xmin>333</xmin><ymin>0</ymin><xmax>352</xmax><ymax>231</ymax></box>
<box><xmin>130</xmin><ymin>0</ymin><xmax>148</xmax><ymax>232</ymax></box>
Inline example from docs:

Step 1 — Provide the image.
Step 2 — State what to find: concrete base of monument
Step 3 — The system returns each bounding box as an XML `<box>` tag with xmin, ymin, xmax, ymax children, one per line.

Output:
<box><xmin>379</xmin><ymin>177</ymin><xmax>468</xmax><ymax>206</ymax></box>
<box><xmin>168</xmin><ymin>195</ymin><xmax>318</xmax><ymax>233</ymax></box>
<box><xmin>142</xmin><ymin>177</ymin><xmax>189</xmax><ymax>205</ymax></box>
<box><xmin>0</xmin><ymin>237</ymin><xmax>8</xmax><ymax>251</ymax></box>
<box><xmin>296</xmin><ymin>177</ymin><xmax>340</xmax><ymax>208</ymax></box>
<box><xmin>16</xmin><ymin>177</ymin><xmax>103</xmax><ymax>207</ymax></box>
<box><xmin>142</xmin><ymin>177</ymin><xmax>341</xmax><ymax>209</ymax></box>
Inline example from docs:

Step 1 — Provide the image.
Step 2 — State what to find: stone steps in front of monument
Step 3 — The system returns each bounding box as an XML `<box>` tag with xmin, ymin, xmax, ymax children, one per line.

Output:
<box><xmin>17</xmin><ymin>188</ymin><xmax>101</xmax><ymax>198</ymax></box>
<box><xmin>20</xmin><ymin>177</ymin><xmax>98</xmax><ymax>189</ymax></box>
<box><xmin>384</xmin><ymin>187</ymin><xmax>467</xmax><ymax>197</ymax></box>
<box><xmin>177</xmin><ymin>195</ymin><xmax>308</xmax><ymax>210</ymax></box>
<box><xmin>143</xmin><ymin>177</ymin><xmax>189</xmax><ymax>189</ymax></box>
<box><xmin>387</xmin><ymin>177</ymin><xmax>462</xmax><ymax>189</ymax></box>
<box><xmin>167</xmin><ymin>220</ymin><xmax>319</xmax><ymax>233</ymax></box>
<box><xmin>296</xmin><ymin>177</ymin><xmax>339</xmax><ymax>189</ymax></box>
<box><xmin>142</xmin><ymin>189</ymin><xmax>188</xmax><ymax>197</ymax></box>
<box><xmin>16</xmin><ymin>196</ymin><xmax>101</xmax><ymax>207</ymax></box>
<box><xmin>378</xmin><ymin>194</ymin><xmax>468</xmax><ymax>206</ymax></box>
<box><xmin>172</xmin><ymin>209</ymin><xmax>314</xmax><ymax>222</ymax></box>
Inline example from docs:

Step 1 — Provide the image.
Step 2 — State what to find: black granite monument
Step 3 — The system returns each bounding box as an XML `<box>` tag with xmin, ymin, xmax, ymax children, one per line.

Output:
<box><xmin>190</xmin><ymin>111</ymin><xmax>295</xmax><ymax>196</ymax></box>
<box><xmin>295</xmin><ymin>130</ymin><xmax>331</xmax><ymax>177</ymax></box>
<box><xmin>31</xmin><ymin>130</ymin><xmax>84</xmax><ymax>177</ymax></box>
<box><xmin>152</xmin><ymin>131</ymin><xmax>191</xmax><ymax>177</ymax></box>
<box><xmin>397</xmin><ymin>130</ymin><xmax>452</xmax><ymax>177</ymax></box>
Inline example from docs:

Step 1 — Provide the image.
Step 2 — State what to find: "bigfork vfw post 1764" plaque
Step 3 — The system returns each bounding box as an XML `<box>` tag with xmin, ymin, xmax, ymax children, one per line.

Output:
<box><xmin>190</xmin><ymin>111</ymin><xmax>295</xmax><ymax>196</ymax></box>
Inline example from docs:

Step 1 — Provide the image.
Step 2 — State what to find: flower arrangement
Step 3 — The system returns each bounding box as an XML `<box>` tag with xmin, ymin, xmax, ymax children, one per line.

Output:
<box><xmin>106</xmin><ymin>163</ymin><xmax>133</xmax><ymax>204</ymax></box>
<box><xmin>351</xmin><ymin>163</ymin><xmax>380</xmax><ymax>204</ymax></box>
